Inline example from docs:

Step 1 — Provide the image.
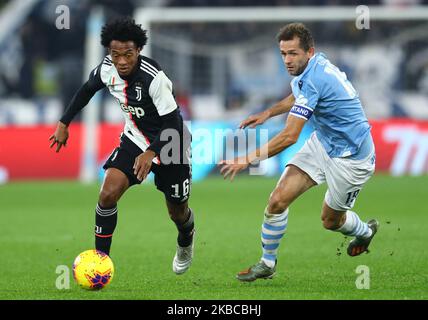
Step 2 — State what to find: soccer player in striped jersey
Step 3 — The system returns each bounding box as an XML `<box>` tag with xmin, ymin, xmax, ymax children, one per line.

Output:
<box><xmin>219</xmin><ymin>23</ymin><xmax>379</xmax><ymax>282</ymax></box>
<box><xmin>49</xmin><ymin>18</ymin><xmax>195</xmax><ymax>275</ymax></box>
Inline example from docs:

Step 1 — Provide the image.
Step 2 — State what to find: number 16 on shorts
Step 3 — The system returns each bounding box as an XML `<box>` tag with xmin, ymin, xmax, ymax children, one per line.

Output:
<box><xmin>171</xmin><ymin>179</ymin><xmax>190</xmax><ymax>199</ymax></box>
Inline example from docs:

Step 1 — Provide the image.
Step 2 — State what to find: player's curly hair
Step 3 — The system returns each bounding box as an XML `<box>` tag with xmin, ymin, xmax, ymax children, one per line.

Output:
<box><xmin>276</xmin><ymin>23</ymin><xmax>314</xmax><ymax>52</ymax></box>
<box><xmin>100</xmin><ymin>17</ymin><xmax>148</xmax><ymax>49</ymax></box>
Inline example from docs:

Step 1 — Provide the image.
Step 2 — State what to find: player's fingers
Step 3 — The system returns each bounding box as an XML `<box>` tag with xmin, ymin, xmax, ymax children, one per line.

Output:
<box><xmin>249</xmin><ymin>119</ymin><xmax>262</xmax><ymax>128</ymax></box>
<box><xmin>137</xmin><ymin>161</ymin><xmax>149</xmax><ymax>180</ymax></box>
<box><xmin>55</xmin><ymin>142</ymin><xmax>63</xmax><ymax>153</ymax></box>
<box><xmin>134</xmin><ymin>165</ymin><xmax>141</xmax><ymax>177</ymax></box>
<box><xmin>136</xmin><ymin>165</ymin><xmax>143</xmax><ymax>180</ymax></box>
<box><xmin>239</xmin><ymin>121</ymin><xmax>249</xmax><ymax>129</ymax></box>
<box><xmin>238</xmin><ymin>118</ymin><xmax>248</xmax><ymax>126</ymax></box>
<box><xmin>49</xmin><ymin>139</ymin><xmax>56</xmax><ymax>148</ymax></box>
<box><xmin>49</xmin><ymin>135</ymin><xmax>55</xmax><ymax>141</ymax></box>
<box><xmin>139</xmin><ymin>163</ymin><xmax>151</xmax><ymax>181</ymax></box>
<box><xmin>141</xmin><ymin>166</ymin><xmax>150</xmax><ymax>181</ymax></box>
<box><xmin>239</xmin><ymin>117</ymin><xmax>255</xmax><ymax>128</ymax></box>
<box><xmin>133</xmin><ymin>159</ymin><xmax>140</xmax><ymax>175</ymax></box>
<box><xmin>219</xmin><ymin>164</ymin><xmax>230</xmax><ymax>175</ymax></box>
<box><xmin>230</xmin><ymin>169</ymin><xmax>238</xmax><ymax>181</ymax></box>
<box><xmin>133</xmin><ymin>157</ymin><xmax>140</xmax><ymax>171</ymax></box>
<box><xmin>222</xmin><ymin>167</ymin><xmax>233</xmax><ymax>179</ymax></box>
<box><xmin>138</xmin><ymin>164</ymin><xmax>147</xmax><ymax>180</ymax></box>
<box><xmin>140</xmin><ymin>171</ymin><xmax>146</xmax><ymax>181</ymax></box>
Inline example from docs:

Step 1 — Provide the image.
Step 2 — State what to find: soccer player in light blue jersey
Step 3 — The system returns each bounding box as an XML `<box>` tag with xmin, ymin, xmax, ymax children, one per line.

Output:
<box><xmin>219</xmin><ymin>23</ymin><xmax>379</xmax><ymax>282</ymax></box>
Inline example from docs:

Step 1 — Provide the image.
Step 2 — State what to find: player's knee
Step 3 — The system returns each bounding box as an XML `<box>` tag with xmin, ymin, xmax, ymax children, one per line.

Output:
<box><xmin>268</xmin><ymin>191</ymin><xmax>289</xmax><ymax>214</ymax></box>
<box><xmin>321</xmin><ymin>215</ymin><xmax>341</xmax><ymax>230</ymax></box>
<box><xmin>98</xmin><ymin>188</ymin><xmax>121</xmax><ymax>208</ymax></box>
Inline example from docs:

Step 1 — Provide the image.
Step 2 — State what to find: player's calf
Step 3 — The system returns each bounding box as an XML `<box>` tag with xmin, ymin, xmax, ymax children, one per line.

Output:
<box><xmin>95</xmin><ymin>203</ymin><xmax>117</xmax><ymax>256</ymax></box>
<box><xmin>321</xmin><ymin>213</ymin><xmax>346</xmax><ymax>230</ymax></box>
<box><xmin>95</xmin><ymin>168</ymin><xmax>129</xmax><ymax>256</ymax></box>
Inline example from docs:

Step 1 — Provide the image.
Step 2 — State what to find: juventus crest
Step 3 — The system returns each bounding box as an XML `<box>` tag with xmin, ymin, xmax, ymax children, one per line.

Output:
<box><xmin>135</xmin><ymin>86</ymin><xmax>142</xmax><ymax>101</ymax></box>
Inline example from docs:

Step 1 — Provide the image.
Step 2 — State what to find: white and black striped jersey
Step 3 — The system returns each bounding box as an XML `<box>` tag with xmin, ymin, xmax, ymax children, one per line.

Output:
<box><xmin>61</xmin><ymin>55</ymin><xmax>189</xmax><ymax>163</ymax></box>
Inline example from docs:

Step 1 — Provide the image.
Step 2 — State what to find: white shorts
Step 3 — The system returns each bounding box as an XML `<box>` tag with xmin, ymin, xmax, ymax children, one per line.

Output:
<box><xmin>287</xmin><ymin>132</ymin><xmax>375</xmax><ymax>211</ymax></box>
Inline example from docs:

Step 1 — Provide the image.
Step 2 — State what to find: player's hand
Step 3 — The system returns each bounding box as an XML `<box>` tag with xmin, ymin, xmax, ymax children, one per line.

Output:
<box><xmin>239</xmin><ymin>110</ymin><xmax>270</xmax><ymax>129</ymax></box>
<box><xmin>133</xmin><ymin>150</ymin><xmax>156</xmax><ymax>181</ymax></box>
<box><xmin>218</xmin><ymin>157</ymin><xmax>249</xmax><ymax>181</ymax></box>
<box><xmin>49</xmin><ymin>121</ymin><xmax>69</xmax><ymax>153</ymax></box>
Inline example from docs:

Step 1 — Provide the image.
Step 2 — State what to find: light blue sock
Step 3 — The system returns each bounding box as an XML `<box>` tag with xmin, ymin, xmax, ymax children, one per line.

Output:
<box><xmin>261</xmin><ymin>207</ymin><xmax>288</xmax><ymax>268</ymax></box>
<box><xmin>336</xmin><ymin>210</ymin><xmax>372</xmax><ymax>238</ymax></box>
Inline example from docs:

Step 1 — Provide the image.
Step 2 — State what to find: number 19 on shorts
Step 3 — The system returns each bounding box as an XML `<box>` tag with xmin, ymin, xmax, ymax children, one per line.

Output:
<box><xmin>345</xmin><ymin>189</ymin><xmax>360</xmax><ymax>207</ymax></box>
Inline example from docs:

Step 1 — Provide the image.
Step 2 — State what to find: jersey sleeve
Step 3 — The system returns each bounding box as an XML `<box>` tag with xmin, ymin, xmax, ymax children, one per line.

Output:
<box><xmin>148</xmin><ymin>71</ymin><xmax>178</xmax><ymax>116</ymax></box>
<box><xmin>289</xmin><ymin>81</ymin><xmax>319</xmax><ymax>121</ymax></box>
<box><xmin>59</xmin><ymin>65</ymin><xmax>106</xmax><ymax>125</ymax></box>
<box><xmin>86</xmin><ymin>64</ymin><xmax>106</xmax><ymax>92</ymax></box>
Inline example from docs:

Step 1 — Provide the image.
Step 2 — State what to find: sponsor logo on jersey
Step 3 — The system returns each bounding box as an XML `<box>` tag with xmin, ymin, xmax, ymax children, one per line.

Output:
<box><xmin>120</xmin><ymin>103</ymin><xmax>145</xmax><ymax>118</ymax></box>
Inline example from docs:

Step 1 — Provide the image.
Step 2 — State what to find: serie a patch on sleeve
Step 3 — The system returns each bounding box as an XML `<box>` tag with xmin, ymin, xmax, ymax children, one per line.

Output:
<box><xmin>289</xmin><ymin>104</ymin><xmax>313</xmax><ymax>120</ymax></box>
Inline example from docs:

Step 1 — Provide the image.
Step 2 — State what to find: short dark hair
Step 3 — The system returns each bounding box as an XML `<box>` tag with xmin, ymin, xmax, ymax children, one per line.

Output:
<box><xmin>276</xmin><ymin>23</ymin><xmax>314</xmax><ymax>52</ymax></box>
<box><xmin>101</xmin><ymin>17</ymin><xmax>148</xmax><ymax>49</ymax></box>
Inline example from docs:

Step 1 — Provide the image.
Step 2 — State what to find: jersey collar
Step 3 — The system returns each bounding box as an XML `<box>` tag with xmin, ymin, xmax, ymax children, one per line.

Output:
<box><xmin>298</xmin><ymin>52</ymin><xmax>326</xmax><ymax>78</ymax></box>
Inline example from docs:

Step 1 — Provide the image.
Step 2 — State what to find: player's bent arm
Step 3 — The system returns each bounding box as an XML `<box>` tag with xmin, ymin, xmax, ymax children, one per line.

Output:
<box><xmin>51</xmin><ymin>64</ymin><xmax>105</xmax><ymax>152</ymax></box>
<box><xmin>59</xmin><ymin>63</ymin><xmax>106</xmax><ymax>126</ymax></box>
<box><xmin>246</xmin><ymin>114</ymin><xmax>306</xmax><ymax>163</ymax></box>
<box><xmin>267</xmin><ymin>93</ymin><xmax>295</xmax><ymax>118</ymax></box>
<box><xmin>51</xmin><ymin>83</ymin><xmax>103</xmax><ymax>149</ymax></box>
<box><xmin>50</xmin><ymin>82</ymin><xmax>99</xmax><ymax>152</ymax></box>
<box><xmin>239</xmin><ymin>94</ymin><xmax>295</xmax><ymax>129</ymax></box>
<box><xmin>59</xmin><ymin>82</ymin><xmax>102</xmax><ymax>126</ymax></box>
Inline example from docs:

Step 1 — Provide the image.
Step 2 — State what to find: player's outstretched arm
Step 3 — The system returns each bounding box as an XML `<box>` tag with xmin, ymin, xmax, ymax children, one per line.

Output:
<box><xmin>48</xmin><ymin>82</ymin><xmax>94</xmax><ymax>153</ymax></box>
<box><xmin>219</xmin><ymin>114</ymin><xmax>305</xmax><ymax>181</ymax></box>
<box><xmin>49</xmin><ymin>65</ymin><xmax>105</xmax><ymax>153</ymax></box>
<box><xmin>239</xmin><ymin>93</ymin><xmax>295</xmax><ymax>129</ymax></box>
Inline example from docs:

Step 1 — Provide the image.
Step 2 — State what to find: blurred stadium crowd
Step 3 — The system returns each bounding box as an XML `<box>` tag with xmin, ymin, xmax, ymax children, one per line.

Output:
<box><xmin>0</xmin><ymin>0</ymin><xmax>428</xmax><ymax>125</ymax></box>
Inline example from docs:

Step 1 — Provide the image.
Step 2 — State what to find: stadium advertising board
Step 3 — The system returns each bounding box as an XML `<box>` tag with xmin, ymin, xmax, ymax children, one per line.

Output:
<box><xmin>0</xmin><ymin>119</ymin><xmax>427</xmax><ymax>181</ymax></box>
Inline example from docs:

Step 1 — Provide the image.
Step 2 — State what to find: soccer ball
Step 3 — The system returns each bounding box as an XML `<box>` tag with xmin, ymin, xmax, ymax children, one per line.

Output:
<box><xmin>72</xmin><ymin>249</ymin><xmax>114</xmax><ymax>290</ymax></box>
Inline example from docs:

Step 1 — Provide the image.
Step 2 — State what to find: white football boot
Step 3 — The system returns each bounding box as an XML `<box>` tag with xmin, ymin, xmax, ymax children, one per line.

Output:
<box><xmin>172</xmin><ymin>231</ymin><xmax>195</xmax><ymax>275</ymax></box>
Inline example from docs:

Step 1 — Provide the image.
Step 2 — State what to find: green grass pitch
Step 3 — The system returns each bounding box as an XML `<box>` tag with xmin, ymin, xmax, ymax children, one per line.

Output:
<box><xmin>0</xmin><ymin>174</ymin><xmax>427</xmax><ymax>300</ymax></box>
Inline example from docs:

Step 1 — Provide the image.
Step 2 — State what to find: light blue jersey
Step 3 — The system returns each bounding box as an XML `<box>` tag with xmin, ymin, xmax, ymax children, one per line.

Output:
<box><xmin>289</xmin><ymin>52</ymin><xmax>373</xmax><ymax>159</ymax></box>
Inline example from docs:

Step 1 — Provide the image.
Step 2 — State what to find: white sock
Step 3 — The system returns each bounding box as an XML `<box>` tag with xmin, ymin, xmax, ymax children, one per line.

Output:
<box><xmin>336</xmin><ymin>210</ymin><xmax>372</xmax><ymax>239</ymax></box>
<box><xmin>261</xmin><ymin>207</ymin><xmax>288</xmax><ymax>268</ymax></box>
